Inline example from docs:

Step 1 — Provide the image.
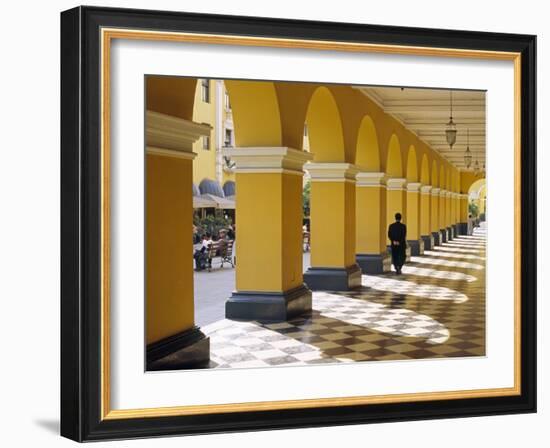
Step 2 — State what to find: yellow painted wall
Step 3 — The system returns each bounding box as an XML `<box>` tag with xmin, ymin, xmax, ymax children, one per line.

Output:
<box><xmin>356</xmin><ymin>185</ymin><xmax>386</xmax><ymax>254</ymax></box>
<box><xmin>311</xmin><ymin>181</ymin><xmax>355</xmax><ymax>267</ymax></box>
<box><xmin>192</xmin><ymin>80</ymin><xmax>217</xmax><ymax>183</ymax></box>
<box><xmin>235</xmin><ymin>172</ymin><xmax>302</xmax><ymax>292</ymax></box>
<box><xmin>439</xmin><ymin>194</ymin><xmax>446</xmax><ymax>230</ymax></box>
<box><xmin>146</xmin><ymin>77</ymin><xmax>197</xmax><ymax>121</ymax></box>
<box><xmin>146</xmin><ymin>154</ymin><xmax>195</xmax><ymax>344</ymax></box>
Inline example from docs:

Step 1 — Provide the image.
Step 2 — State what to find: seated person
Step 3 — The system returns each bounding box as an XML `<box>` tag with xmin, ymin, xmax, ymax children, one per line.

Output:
<box><xmin>193</xmin><ymin>233</ymin><xmax>213</xmax><ymax>270</ymax></box>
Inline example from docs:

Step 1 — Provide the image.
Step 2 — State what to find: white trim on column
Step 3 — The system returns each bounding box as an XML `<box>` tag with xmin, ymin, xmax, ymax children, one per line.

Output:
<box><xmin>356</xmin><ymin>172</ymin><xmax>387</xmax><ymax>187</ymax></box>
<box><xmin>406</xmin><ymin>182</ymin><xmax>422</xmax><ymax>192</ymax></box>
<box><xmin>431</xmin><ymin>187</ymin><xmax>441</xmax><ymax>196</ymax></box>
<box><xmin>305</xmin><ymin>162</ymin><xmax>359</xmax><ymax>182</ymax></box>
<box><xmin>146</xmin><ymin>110</ymin><xmax>211</xmax><ymax>154</ymax></box>
<box><xmin>146</xmin><ymin>147</ymin><xmax>197</xmax><ymax>160</ymax></box>
<box><xmin>439</xmin><ymin>189</ymin><xmax>448</xmax><ymax>197</ymax></box>
<box><xmin>224</xmin><ymin>147</ymin><xmax>313</xmax><ymax>175</ymax></box>
<box><xmin>386</xmin><ymin>178</ymin><xmax>407</xmax><ymax>191</ymax></box>
<box><xmin>420</xmin><ymin>185</ymin><xmax>433</xmax><ymax>195</ymax></box>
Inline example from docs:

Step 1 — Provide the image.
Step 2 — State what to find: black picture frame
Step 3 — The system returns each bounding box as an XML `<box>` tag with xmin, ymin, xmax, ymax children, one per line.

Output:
<box><xmin>61</xmin><ymin>5</ymin><xmax>536</xmax><ymax>442</ymax></box>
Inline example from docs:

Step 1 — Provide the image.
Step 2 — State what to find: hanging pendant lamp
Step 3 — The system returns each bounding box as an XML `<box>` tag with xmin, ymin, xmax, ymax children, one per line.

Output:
<box><xmin>445</xmin><ymin>90</ymin><xmax>457</xmax><ymax>148</ymax></box>
<box><xmin>464</xmin><ymin>128</ymin><xmax>472</xmax><ymax>168</ymax></box>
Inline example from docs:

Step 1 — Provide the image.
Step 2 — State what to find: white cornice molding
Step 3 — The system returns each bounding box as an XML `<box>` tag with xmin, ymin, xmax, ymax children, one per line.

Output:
<box><xmin>356</xmin><ymin>172</ymin><xmax>387</xmax><ymax>187</ymax></box>
<box><xmin>305</xmin><ymin>163</ymin><xmax>359</xmax><ymax>182</ymax></box>
<box><xmin>406</xmin><ymin>182</ymin><xmax>422</xmax><ymax>192</ymax></box>
<box><xmin>146</xmin><ymin>147</ymin><xmax>197</xmax><ymax>160</ymax></box>
<box><xmin>224</xmin><ymin>147</ymin><xmax>313</xmax><ymax>175</ymax></box>
<box><xmin>420</xmin><ymin>185</ymin><xmax>433</xmax><ymax>194</ymax></box>
<box><xmin>431</xmin><ymin>187</ymin><xmax>441</xmax><ymax>195</ymax></box>
<box><xmin>146</xmin><ymin>110</ymin><xmax>211</xmax><ymax>153</ymax></box>
<box><xmin>439</xmin><ymin>189</ymin><xmax>448</xmax><ymax>196</ymax></box>
<box><xmin>386</xmin><ymin>178</ymin><xmax>407</xmax><ymax>191</ymax></box>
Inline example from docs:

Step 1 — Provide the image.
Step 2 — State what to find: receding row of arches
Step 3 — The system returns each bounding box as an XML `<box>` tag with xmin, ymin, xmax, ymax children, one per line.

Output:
<box><xmin>147</xmin><ymin>77</ymin><xmax>467</xmax><ymax>192</ymax></box>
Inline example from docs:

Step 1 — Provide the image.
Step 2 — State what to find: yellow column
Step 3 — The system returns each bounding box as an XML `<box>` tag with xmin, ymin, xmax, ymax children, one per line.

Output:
<box><xmin>225</xmin><ymin>147</ymin><xmax>313</xmax><ymax>321</ymax></box>
<box><xmin>356</xmin><ymin>173</ymin><xmax>390</xmax><ymax>274</ymax></box>
<box><xmin>386</xmin><ymin>178</ymin><xmax>409</xmax><ymax>260</ymax></box>
<box><xmin>430</xmin><ymin>187</ymin><xmax>441</xmax><ymax>245</ymax></box>
<box><xmin>459</xmin><ymin>193</ymin><xmax>469</xmax><ymax>235</ymax></box>
<box><xmin>406</xmin><ymin>182</ymin><xmax>423</xmax><ymax>255</ymax></box>
<box><xmin>145</xmin><ymin>111</ymin><xmax>211</xmax><ymax>370</ymax></box>
<box><xmin>420</xmin><ymin>185</ymin><xmax>433</xmax><ymax>250</ymax></box>
<box><xmin>439</xmin><ymin>189</ymin><xmax>448</xmax><ymax>242</ymax></box>
<box><xmin>304</xmin><ymin>163</ymin><xmax>361</xmax><ymax>291</ymax></box>
<box><xmin>444</xmin><ymin>191</ymin><xmax>452</xmax><ymax>239</ymax></box>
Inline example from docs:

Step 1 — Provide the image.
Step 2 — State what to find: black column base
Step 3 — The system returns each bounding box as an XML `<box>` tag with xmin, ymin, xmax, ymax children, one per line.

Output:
<box><xmin>304</xmin><ymin>264</ymin><xmax>362</xmax><ymax>291</ymax></box>
<box><xmin>421</xmin><ymin>234</ymin><xmax>434</xmax><ymax>251</ymax></box>
<box><xmin>457</xmin><ymin>222</ymin><xmax>468</xmax><ymax>235</ymax></box>
<box><xmin>480</xmin><ymin>213</ymin><xmax>486</xmax><ymax>222</ymax></box>
<box><xmin>440</xmin><ymin>228</ymin><xmax>448</xmax><ymax>243</ymax></box>
<box><xmin>407</xmin><ymin>239</ymin><xmax>424</xmax><ymax>256</ymax></box>
<box><xmin>452</xmin><ymin>224</ymin><xmax>458</xmax><ymax>237</ymax></box>
<box><xmin>356</xmin><ymin>253</ymin><xmax>391</xmax><ymax>274</ymax></box>
<box><xmin>447</xmin><ymin>226</ymin><xmax>454</xmax><ymax>240</ymax></box>
<box><xmin>432</xmin><ymin>231</ymin><xmax>441</xmax><ymax>246</ymax></box>
<box><xmin>225</xmin><ymin>284</ymin><xmax>312</xmax><ymax>322</ymax></box>
<box><xmin>147</xmin><ymin>326</ymin><xmax>210</xmax><ymax>371</ymax></box>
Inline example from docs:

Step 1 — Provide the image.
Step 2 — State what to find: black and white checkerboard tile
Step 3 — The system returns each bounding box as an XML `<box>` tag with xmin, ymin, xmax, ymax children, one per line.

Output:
<box><xmin>203</xmin><ymin>227</ymin><xmax>486</xmax><ymax>369</ymax></box>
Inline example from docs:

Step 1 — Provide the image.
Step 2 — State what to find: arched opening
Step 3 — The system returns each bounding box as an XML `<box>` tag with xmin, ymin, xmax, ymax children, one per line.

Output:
<box><xmin>223</xmin><ymin>80</ymin><xmax>282</xmax><ymax>147</ymax></box>
<box><xmin>305</xmin><ymin>87</ymin><xmax>346</xmax><ymax>162</ymax></box>
<box><xmin>406</xmin><ymin>145</ymin><xmax>418</xmax><ymax>182</ymax></box>
<box><xmin>420</xmin><ymin>155</ymin><xmax>430</xmax><ymax>185</ymax></box>
<box><xmin>468</xmin><ymin>178</ymin><xmax>487</xmax><ymax>222</ymax></box>
<box><xmin>355</xmin><ymin>115</ymin><xmax>380</xmax><ymax>171</ymax></box>
<box><xmin>386</xmin><ymin>134</ymin><xmax>403</xmax><ymax>178</ymax></box>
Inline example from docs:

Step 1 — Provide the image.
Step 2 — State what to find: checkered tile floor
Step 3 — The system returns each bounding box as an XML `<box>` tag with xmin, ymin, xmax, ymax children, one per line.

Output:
<box><xmin>203</xmin><ymin>225</ymin><xmax>486</xmax><ymax>369</ymax></box>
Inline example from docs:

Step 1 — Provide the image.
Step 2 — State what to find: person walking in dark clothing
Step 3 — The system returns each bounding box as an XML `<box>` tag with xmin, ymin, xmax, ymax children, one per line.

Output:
<box><xmin>388</xmin><ymin>212</ymin><xmax>407</xmax><ymax>274</ymax></box>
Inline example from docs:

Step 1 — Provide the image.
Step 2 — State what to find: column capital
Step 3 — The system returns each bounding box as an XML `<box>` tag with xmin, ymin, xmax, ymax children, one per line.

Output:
<box><xmin>439</xmin><ymin>189</ymin><xmax>448</xmax><ymax>196</ymax></box>
<box><xmin>146</xmin><ymin>110</ymin><xmax>209</xmax><ymax>158</ymax></box>
<box><xmin>431</xmin><ymin>187</ymin><xmax>441</xmax><ymax>195</ymax></box>
<box><xmin>460</xmin><ymin>193</ymin><xmax>469</xmax><ymax>199</ymax></box>
<box><xmin>406</xmin><ymin>182</ymin><xmax>422</xmax><ymax>192</ymax></box>
<box><xmin>445</xmin><ymin>191</ymin><xmax>453</xmax><ymax>198</ymax></box>
<box><xmin>305</xmin><ymin>162</ymin><xmax>359</xmax><ymax>182</ymax></box>
<box><xmin>386</xmin><ymin>178</ymin><xmax>407</xmax><ymax>190</ymax></box>
<box><xmin>420</xmin><ymin>185</ymin><xmax>432</xmax><ymax>194</ymax></box>
<box><xmin>224</xmin><ymin>146</ymin><xmax>313</xmax><ymax>175</ymax></box>
<box><xmin>356</xmin><ymin>171</ymin><xmax>387</xmax><ymax>187</ymax></box>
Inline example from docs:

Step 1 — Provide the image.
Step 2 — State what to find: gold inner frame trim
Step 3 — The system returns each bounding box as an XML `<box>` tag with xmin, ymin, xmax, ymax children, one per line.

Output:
<box><xmin>100</xmin><ymin>27</ymin><xmax>522</xmax><ymax>420</ymax></box>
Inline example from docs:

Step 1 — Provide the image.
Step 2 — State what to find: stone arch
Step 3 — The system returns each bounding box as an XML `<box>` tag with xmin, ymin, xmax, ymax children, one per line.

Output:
<box><xmin>355</xmin><ymin>115</ymin><xmax>380</xmax><ymax>171</ymax></box>
<box><xmin>146</xmin><ymin>76</ymin><xmax>198</xmax><ymax>120</ymax></box>
<box><xmin>406</xmin><ymin>145</ymin><xmax>418</xmax><ymax>182</ymax></box>
<box><xmin>305</xmin><ymin>87</ymin><xmax>346</xmax><ymax>162</ymax></box>
<box><xmin>385</xmin><ymin>134</ymin><xmax>403</xmax><ymax>178</ymax></box>
<box><xmin>468</xmin><ymin>178</ymin><xmax>486</xmax><ymax>197</ymax></box>
<box><xmin>224</xmin><ymin>80</ymin><xmax>282</xmax><ymax>146</ymax></box>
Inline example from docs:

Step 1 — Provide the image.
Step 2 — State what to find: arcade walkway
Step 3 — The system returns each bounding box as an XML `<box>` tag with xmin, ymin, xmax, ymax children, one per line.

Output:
<box><xmin>199</xmin><ymin>224</ymin><xmax>486</xmax><ymax>369</ymax></box>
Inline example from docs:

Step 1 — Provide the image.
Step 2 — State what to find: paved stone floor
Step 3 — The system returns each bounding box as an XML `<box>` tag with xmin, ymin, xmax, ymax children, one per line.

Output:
<box><xmin>195</xmin><ymin>225</ymin><xmax>486</xmax><ymax>369</ymax></box>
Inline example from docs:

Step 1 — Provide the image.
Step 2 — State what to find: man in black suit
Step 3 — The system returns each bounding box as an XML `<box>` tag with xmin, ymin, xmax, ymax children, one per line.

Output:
<box><xmin>388</xmin><ymin>212</ymin><xmax>407</xmax><ymax>274</ymax></box>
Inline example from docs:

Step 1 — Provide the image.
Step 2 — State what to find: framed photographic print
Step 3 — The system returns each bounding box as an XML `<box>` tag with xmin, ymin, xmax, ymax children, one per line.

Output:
<box><xmin>60</xmin><ymin>6</ymin><xmax>536</xmax><ymax>442</ymax></box>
